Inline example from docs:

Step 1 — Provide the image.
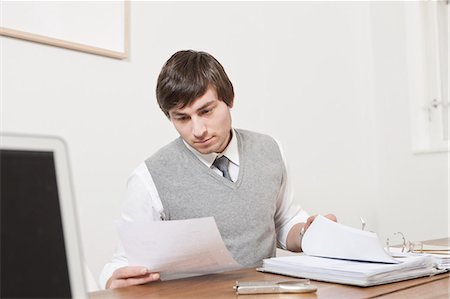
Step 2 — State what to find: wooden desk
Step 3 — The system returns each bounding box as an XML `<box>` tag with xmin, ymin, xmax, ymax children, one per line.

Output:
<box><xmin>90</xmin><ymin>269</ymin><xmax>449</xmax><ymax>299</ymax></box>
<box><xmin>90</xmin><ymin>238</ymin><xmax>449</xmax><ymax>299</ymax></box>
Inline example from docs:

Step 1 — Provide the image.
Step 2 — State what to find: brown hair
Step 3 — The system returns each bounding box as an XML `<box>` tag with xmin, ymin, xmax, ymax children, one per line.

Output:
<box><xmin>156</xmin><ymin>50</ymin><xmax>234</xmax><ymax>118</ymax></box>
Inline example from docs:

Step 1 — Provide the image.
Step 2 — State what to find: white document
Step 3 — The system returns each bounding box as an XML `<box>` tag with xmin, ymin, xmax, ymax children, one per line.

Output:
<box><xmin>301</xmin><ymin>215</ymin><xmax>399</xmax><ymax>263</ymax></box>
<box><xmin>388</xmin><ymin>247</ymin><xmax>450</xmax><ymax>270</ymax></box>
<box><xmin>117</xmin><ymin>217</ymin><xmax>241</xmax><ymax>280</ymax></box>
<box><xmin>261</xmin><ymin>254</ymin><xmax>437</xmax><ymax>287</ymax></box>
<box><xmin>260</xmin><ymin>215</ymin><xmax>441</xmax><ymax>286</ymax></box>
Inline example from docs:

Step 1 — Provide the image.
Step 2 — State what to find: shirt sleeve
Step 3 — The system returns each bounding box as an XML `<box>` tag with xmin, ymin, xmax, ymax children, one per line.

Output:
<box><xmin>98</xmin><ymin>162</ymin><xmax>163</xmax><ymax>289</ymax></box>
<box><xmin>273</xmin><ymin>139</ymin><xmax>309</xmax><ymax>250</ymax></box>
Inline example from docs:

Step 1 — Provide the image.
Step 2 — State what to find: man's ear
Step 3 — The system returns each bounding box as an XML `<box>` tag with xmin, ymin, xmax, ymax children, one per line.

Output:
<box><xmin>228</xmin><ymin>100</ymin><xmax>234</xmax><ymax>109</ymax></box>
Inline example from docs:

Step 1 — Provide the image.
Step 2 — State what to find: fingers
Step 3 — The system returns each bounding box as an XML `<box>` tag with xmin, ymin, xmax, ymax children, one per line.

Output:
<box><xmin>109</xmin><ymin>272</ymin><xmax>160</xmax><ymax>289</ymax></box>
<box><xmin>107</xmin><ymin>266</ymin><xmax>160</xmax><ymax>289</ymax></box>
<box><xmin>325</xmin><ymin>213</ymin><xmax>337</xmax><ymax>222</ymax></box>
<box><xmin>113</xmin><ymin>266</ymin><xmax>150</xmax><ymax>279</ymax></box>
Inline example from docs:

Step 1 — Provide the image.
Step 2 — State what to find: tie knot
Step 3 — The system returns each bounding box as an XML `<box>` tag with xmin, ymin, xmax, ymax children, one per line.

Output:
<box><xmin>213</xmin><ymin>155</ymin><xmax>230</xmax><ymax>172</ymax></box>
<box><xmin>213</xmin><ymin>156</ymin><xmax>232</xmax><ymax>181</ymax></box>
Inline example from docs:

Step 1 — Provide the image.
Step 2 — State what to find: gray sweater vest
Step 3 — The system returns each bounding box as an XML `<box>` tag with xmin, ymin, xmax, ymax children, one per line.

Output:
<box><xmin>145</xmin><ymin>129</ymin><xmax>284</xmax><ymax>267</ymax></box>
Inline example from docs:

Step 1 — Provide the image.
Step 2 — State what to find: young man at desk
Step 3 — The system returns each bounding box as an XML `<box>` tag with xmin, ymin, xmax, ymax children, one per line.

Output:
<box><xmin>99</xmin><ymin>50</ymin><xmax>337</xmax><ymax>289</ymax></box>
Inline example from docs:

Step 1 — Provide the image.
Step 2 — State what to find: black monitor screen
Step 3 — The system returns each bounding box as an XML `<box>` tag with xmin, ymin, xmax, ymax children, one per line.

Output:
<box><xmin>1</xmin><ymin>149</ymin><xmax>72</xmax><ymax>298</ymax></box>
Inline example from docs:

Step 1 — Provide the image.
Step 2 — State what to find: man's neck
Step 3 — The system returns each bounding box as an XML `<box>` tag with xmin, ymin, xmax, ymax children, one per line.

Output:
<box><xmin>182</xmin><ymin>129</ymin><xmax>239</xmax><ymax>167</ymax></box>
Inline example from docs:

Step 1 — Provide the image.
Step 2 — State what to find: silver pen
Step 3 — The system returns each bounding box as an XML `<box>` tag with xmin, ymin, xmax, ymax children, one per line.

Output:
<box><xmin>233</xmin><ymin>280</ymin><xmax>317</xmax><ymax>295</ymax></box>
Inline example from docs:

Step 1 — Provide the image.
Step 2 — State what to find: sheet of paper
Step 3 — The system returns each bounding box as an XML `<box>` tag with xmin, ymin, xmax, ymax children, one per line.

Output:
<box><xmin>117</xmin><ymin>217</ymin><xmax>241</xmax><ymax>280</ymax></box>
<box><xmin>386</xmin><ymin>247</ymin><xmax>450</xmax><ymax>269</ymax></box>
<box><xmin>262</xmin><ymin>254</ymin><xmax>435</xmax><ymax>286</ymax></box>
<box><xmin>265</xmin><ymin>254</ymin><xmax>431</xmax><ymax>276</ymax></box>
<box><xmin>301</xmin><ymin>215</ymin><xmax>399</xmax><ymax>263</ymax></box>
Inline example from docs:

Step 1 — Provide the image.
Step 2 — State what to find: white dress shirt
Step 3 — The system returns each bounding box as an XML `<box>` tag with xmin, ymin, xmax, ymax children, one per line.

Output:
<box><xmin>99</xmin><ymin>129</ymin><xmax>309</xmax><ymax>289</ymax></box>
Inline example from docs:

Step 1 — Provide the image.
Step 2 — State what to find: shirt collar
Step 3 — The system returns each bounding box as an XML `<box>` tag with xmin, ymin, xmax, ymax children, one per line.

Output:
<box><xmin>182</xmin><ymin>129</ymin><xmax>240</xmax><ymax>168</ymax></box>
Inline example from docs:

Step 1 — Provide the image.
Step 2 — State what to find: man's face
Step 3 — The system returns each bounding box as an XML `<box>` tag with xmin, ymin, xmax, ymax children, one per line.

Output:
<box><xmin>169</xmin><ymin>87</ymin><xmax>233</xmax><ymax>154</ymax></box>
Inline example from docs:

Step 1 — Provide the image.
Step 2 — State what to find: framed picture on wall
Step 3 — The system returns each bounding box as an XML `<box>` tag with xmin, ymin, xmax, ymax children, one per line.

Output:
<box><xmin>0</xmin><ymin>1</ymin><xmax>129</xmax><ymax>59</ymax></box>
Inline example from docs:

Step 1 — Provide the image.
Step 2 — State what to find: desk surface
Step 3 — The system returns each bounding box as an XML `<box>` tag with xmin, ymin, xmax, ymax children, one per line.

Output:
<box><xmin>90</xmin><ymin>238</ymin><xmax>450</xmax><ymax>299</ymax></box>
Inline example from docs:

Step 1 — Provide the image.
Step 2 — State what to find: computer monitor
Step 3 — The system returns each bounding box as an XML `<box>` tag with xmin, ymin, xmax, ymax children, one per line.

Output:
<box><xmin>0</xmin><ymin>133</ymin><xmax>87</xmax><ymax>298</ymax></box>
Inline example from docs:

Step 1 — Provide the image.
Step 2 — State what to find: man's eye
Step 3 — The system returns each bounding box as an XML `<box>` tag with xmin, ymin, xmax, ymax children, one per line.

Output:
<box><xmin>176</xmin><ymin>116</ymin><xmax>189</xmax><ymax>121</ymax></box>
<box><xmin>201</xmin><ymin>108</ymin><xmax>213</xmax><ymax>115</ymax></box>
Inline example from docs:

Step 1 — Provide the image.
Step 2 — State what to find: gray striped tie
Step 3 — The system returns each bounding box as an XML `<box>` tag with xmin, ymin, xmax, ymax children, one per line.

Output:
<box><xmin>213</xmin><ymin>156</ymin><xmax>232</xmax><ymax>181</ymax></box>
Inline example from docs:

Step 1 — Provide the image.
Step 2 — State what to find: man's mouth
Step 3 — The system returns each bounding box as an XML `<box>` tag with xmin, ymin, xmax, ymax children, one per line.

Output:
<box><xmin>195</xmin><ymin>136</ymin><xmax>213</xmax><ymax>144</ymax></box>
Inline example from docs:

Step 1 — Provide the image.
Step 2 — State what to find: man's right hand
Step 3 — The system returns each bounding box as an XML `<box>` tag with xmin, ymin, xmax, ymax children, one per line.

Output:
<box><xmin>106</xmin><ymin>266</ymin><xmax>160</xmax><ymax>289</ymax></box>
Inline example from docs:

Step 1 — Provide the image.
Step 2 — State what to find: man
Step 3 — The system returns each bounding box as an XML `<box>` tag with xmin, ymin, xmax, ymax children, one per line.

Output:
<box><xmin>99</xmin><ymin>50</ymin><xmax>336</xmax><ymax>289</ymax></box>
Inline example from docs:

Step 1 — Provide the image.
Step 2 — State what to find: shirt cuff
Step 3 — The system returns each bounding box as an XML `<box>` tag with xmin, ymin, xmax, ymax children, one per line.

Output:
<box><xmin>277</xmin><ymin>210</ymin><xmax>309</xmax><ymax>250</ymax></box>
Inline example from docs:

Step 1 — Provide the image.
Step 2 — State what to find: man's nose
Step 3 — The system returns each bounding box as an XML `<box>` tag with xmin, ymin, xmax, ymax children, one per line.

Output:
<box><xmin>192</xmin><ymin>117</ymin><xmax>207</xmax><ymax>139</ymax></box>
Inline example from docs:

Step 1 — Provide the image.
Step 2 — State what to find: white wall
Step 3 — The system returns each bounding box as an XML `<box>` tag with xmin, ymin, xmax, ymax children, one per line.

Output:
<box><xmin>369</xmin><ymin>2</ymin><xmax>449</xmax><ymax>242</ymax></box>
<box><xmin>1</xmin><ymin>1</ymin><xmax>448</xmax><ymax>285</ymax></box>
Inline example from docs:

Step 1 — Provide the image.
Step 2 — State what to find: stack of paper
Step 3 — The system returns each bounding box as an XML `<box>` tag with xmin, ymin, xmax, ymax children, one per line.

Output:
<box><xmin>261</xmin><ymin>254</ymin><xmax>436</xmax><ymax>287</ymax></box>
<box><xmin>388</xmin><ymin>245</ymin><xmax>450</xmax><ymax>270</ymax></box>
<box><xmin>415</xmin><ymin>244</ymin><xmax>450</xmax><ymax>270</ymax></box>
<box><xmin>260</xmin><ymin>215</ymin><xmax>442</xmax><ymax>287</ymax></box>
<box><xmin>432</xmin><ymin>255</ymin><xmax>450</xmax><ymax>269</ymax></box>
